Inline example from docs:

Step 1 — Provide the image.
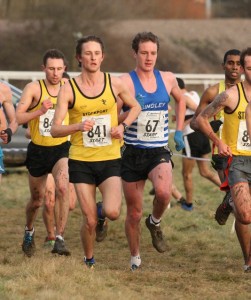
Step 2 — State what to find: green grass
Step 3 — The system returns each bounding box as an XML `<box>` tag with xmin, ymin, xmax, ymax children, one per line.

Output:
<box><xmin>0</xmin><ymin>155</ymin><xmax>250</xmax><ymax>300</ymax></box>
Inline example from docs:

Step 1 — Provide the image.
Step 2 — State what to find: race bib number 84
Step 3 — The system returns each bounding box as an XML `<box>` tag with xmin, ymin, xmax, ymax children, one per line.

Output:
<box><xmin>39</xmin><ymin>109</ymin><xmax>55</xmax><ymax>136</ymax></box>
<box><xmin>237</xmin><ymin>120</ymin><xmax>251</xmax><ymax>150</ymax></box>
<box><xmin>82</xmin><ymin>114</ymin><xmax>112</xmax><ymax>147</ymax></box>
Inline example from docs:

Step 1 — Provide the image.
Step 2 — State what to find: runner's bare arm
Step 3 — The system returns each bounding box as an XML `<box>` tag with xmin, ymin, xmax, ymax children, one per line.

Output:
<box><xmin>112</xmin><ymin>76</ymin><xmax>141</xmax><ymax>127</ymax></box>
<box><xmin>195</xmin><ymin>91</ymin><xmax>228</xmax><ymax>146</ymax></box>
<box><xmin>16</xmin><ymin>82</ymin><xmax>51</xmax><ymax>125</ymax></box>
<box><xmin>0</xmin><ymin>84</ymin><xmax>18</xmax><ymax>135</ymax></box>
<box><xmin>51</xmin><ymin>83</ymin><xmax>95</xmax><ymax>137</ymax></box>
<box><xmin>191</xmin><ymin>83</ymin><xmax>219</xmax><ymax>130</ymax></box>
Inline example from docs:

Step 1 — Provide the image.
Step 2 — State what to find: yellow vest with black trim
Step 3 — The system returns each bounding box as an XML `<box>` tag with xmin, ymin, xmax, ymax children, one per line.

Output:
<box><xmin>28</xmin><ymin>80</ymin><xmax>68</xmax><ymax>146</ymax></box>
<box><xmin>222</xmin><ymin>82</ymin><xmax>251</xmax><ymax>156</ymax></box>
<box><xmin>68</xmin><ymin>73</ymin><xmax>120</xmax><ymax>162</ymax></box>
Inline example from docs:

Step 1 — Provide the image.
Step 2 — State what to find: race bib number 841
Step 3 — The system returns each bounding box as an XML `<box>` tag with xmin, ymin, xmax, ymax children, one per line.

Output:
<box><xmin>82</xmin><ymin>114</ymin><xmax>112</xmax><ymax>147</ymax></box>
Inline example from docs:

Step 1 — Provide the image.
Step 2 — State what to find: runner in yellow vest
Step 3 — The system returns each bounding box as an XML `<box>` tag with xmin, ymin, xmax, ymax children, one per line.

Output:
<box><xmin>16</xmin><ymin>49</ymin><xmax>71</xmax><ymax>257</ymax></box>
<box><xmin>51</xmin><ymin>35</ymin><xmax>141</xmax><ymax>268</ymax></box>
<box><xmin>191</xmin><ymin>49</ymin><xmax>241</xmax><ymax>225</ymax></box>
<box><xmin>195</xmin><ymin>47</ymin><xmax>251</xmax><ymax>272</ymax></box>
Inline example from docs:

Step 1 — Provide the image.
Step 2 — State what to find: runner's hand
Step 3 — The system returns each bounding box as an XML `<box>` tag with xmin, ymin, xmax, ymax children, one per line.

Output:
<box><xmin>40</xmin><ymin>98</ymin><xmax>53</xmax><ymax>114</ymax></box>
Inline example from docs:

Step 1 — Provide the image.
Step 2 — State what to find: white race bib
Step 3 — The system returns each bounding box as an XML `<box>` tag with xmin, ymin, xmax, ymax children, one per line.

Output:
<box><xmin>237</xmin><ymin>120</ymin><xmax>251</xmax><ymax>150</ymax></box>
<box><xmin>137</xmin><ymin>111</ymin><xmax>165</xmax><ymax>141</ymax></box>
<box><xmin>39</xmin><ymin>109</ymin><xmax>55</xmax><ymax>136</ymax></box>
<box><xmin>82</xmin><ymin>114</ymin><xmax>112</xmax><ymax>147</ymax></box>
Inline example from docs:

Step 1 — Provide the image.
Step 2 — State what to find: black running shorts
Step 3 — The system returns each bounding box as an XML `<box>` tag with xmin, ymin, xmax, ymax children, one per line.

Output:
<box><xmin>211</xmin><ymin>154</ymin><xmax>228</xmax><ymax>171</ymax></box>
<box><xmin>26</xmin><ymin>141</ymin><xmax>70</xmax><ymax>177</ymax></box>
<box><xmin>69</xmin><ymin>158</ymin><xmax>121</xmax><ymax>186</ymax></box>
<box><xmin>121</xmin><ymin>144</ymin><xmax>173</xmax><ymax>182</ymax></box>
<box><xmin>182</xmin><ymin>131</ymin><xmax>211</xmax><ymax>158</ymax></box>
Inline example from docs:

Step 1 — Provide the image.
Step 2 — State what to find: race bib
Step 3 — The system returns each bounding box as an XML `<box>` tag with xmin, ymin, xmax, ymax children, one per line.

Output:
<box><xmin>82</xmin><ymin>114</ymin><xmax>112</xmax><ymax>147</ymax></box>
<box><xmin>237</xmin><ymin>120</ymin><xmax>251</xmax><ymax>150</ymax></box>
<box><xmin>39</xmin><ymin>109</ymin><xmax>55</xmax><ymax>136</ymax></box>
<box><xmin>137</xmin><ymin>111</ymin><xmax>165</xmax><ymax>141</ymax></box>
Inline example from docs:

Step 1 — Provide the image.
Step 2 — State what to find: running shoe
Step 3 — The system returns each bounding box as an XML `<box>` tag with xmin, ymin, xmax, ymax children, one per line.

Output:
<box><xmin>177</xmin><ymin>197</ymin><xmax>186</xmax><ymax>205</ymax></box>
<box><xmin>181</xmin><ymin>202</ymin><xmax>193</xmax><ymax>211</ymax></box>
<box><xmin>215</xmin><ymin>191</ymin><xmax>232</xmax><ymax>225</ymax></box>
<box><xmin>145</xmin><ymin>214</ymin><xmax>167</xmax><ymax>253</ymax></box>
<box><xmin>244</xmin><ymin>265</ymin><xmax>251</xmax><ymax>273</ymax></box>
<box><xmin>130</xmin><ymin>264</ymin><xmax>140</xmax><ymax>271</ymax></box>
<box><xmin>51</xmin><ymin>237</ymin><xmax>71</xmax><ymax>256</ymax></box>
<box><xmin>22</xmin><ymin>230</ymin><xmax>35</xmax><ymax>257</ymax></box>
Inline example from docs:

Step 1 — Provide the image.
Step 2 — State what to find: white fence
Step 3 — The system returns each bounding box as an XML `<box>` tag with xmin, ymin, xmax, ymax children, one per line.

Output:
<box><xmin>0</xmin><ymin>71</ymin><xmax>225</xmax><ymax>89</ymax></box>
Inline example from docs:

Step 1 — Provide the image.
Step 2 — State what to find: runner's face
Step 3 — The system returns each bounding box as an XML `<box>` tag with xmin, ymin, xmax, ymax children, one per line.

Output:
<box><xmin>243</xmin><ymin>55</ymin><xmax>251</xmax><ymax>84</ymax></box>
<box><xmin>223</xmin><ymin>55</ymin><xmax>241</xmax><ymax>82</ymax></box>
<box><xmin>43</xmin><ymin>58</ymin><xmax>66</xmax><ymax>85</ymax></box>
<box><xmin>79</xmin><ymin>41</ymin><xmax>104</xmax><ymax>73</ymax></box>
<box><xmin>134</xmin><ymin>41</ymin><xmax>158</xmax><ymax>72</ymax></box>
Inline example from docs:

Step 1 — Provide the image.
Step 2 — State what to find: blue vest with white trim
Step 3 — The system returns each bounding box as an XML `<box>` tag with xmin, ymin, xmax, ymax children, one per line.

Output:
<box><xmin>123</xmin><ymin>70</ymin><xmax>170</xmax><ymax>148</ymax></box>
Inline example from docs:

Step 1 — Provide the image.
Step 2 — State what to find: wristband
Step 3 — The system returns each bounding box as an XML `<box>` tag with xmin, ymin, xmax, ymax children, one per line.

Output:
<box><xmin>121</xmin><ymin>122</ymin><xmax>129</xmax><ymax>132</ymax></box>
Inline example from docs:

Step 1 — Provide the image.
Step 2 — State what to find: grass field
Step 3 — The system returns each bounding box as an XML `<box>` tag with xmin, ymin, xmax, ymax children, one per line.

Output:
<box><xmin>0</xmin><ymin>153</ymin><xmax>251</xmax><ymax>300</ymax></box>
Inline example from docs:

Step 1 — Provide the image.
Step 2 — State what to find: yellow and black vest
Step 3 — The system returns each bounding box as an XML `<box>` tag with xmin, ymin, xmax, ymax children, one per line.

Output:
<box><xmin>68</xmin><ymin>73</ymin><xmax>120</xmax><ymax>162</ymax></box>
<box><xmin>28</xmin><ymin>80</ymin><xmax>68</xmax><ymax>146</ymax></box>
<box><xmin>222</xmin><ymin>82</ymin><xmax>251</xmax><ymax>156</ymax></box>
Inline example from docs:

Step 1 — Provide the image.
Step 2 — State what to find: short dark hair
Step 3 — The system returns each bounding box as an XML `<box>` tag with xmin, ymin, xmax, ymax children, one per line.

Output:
<box><xmin>240</xmin><ymin>47</ymin><xmax>251</xmax><ymax>68</ymax></box>
<box><xmin>176</xmin><ymin>77</ymin><xmax>185</xmax><ymax>89</ymax></box>
<box><xmin>76</xmin><ymin>35</ymin><xmax>105</xmax><ymax>56</ymax></box>
<box><xmin>42</xmin><ymin>49</ymin><xmax>67</xmax><ymax>66</ymax></box>
<box><xmin>132</xmin><ymin>32</ymin><xmax>160</xmax><ymax>53</ymax></box>
<box><xmin>223</xmin><ymin>49</ymin><xmax>241</xmax><ymax>64</ymax></box>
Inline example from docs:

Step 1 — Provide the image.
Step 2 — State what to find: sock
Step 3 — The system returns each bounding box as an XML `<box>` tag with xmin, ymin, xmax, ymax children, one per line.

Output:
<box><xmin>25</xmin><ymin>226</ymin><xmax>34</xmax><ymax>235</ymax></box>
<box><xmin>97</xmin><ymin>202</ymin><xmax>105</xmax><ymax>220</ymax></box>
<box><xmin>150</xmin><ymin>214</ymin><xmax>161</xmax><ymax>226</ymax></box>
<box><xmin>46</xmin><ymin>236</ymin><xmax>56</xmax><ymax>241</ymax></box>
<box><xmin>130</xmin><ymin>255</ymin><xmax>141</xmax><ymax>267</ymax></box>
<box><xmin>84</xmin><ymin>256</ymin><xmax>95</xmax><ymax>264</ymax></box>
<box><xmin>184</xmin><ymin>202</ymin><xmax>193</xmax><ymax>207</ymax></box>
<box><xmin>56</xmin><ymin>235</ymin><xmax>64</xmax><ymax>241</ymax></box>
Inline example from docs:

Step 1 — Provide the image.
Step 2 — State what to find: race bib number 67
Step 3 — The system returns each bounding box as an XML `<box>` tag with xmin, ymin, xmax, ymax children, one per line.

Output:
<box><xmin>82</xmin><ymin>114</ymin><xmax>112</xmax><ymax>147</ymax></box>
<box><xmin>137</xmin><ymin>111</ymin><xmax>165</xmax><ymax>141</ymax></box>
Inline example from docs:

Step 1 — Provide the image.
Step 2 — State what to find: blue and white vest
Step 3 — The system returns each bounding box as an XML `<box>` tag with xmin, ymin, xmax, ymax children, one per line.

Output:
<box><xmin>123</xmin><ymin>70</ymin><xmax>170</xmax><ymax>148</ymax></box>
